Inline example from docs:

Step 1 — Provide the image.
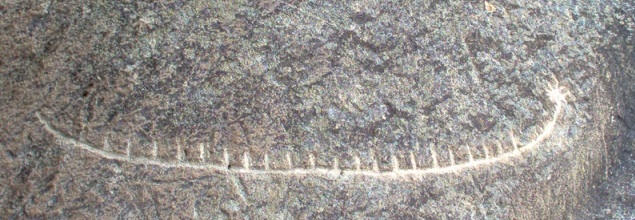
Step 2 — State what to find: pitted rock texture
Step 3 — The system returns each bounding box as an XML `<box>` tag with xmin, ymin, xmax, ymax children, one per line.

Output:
<box><xmin>1</xmin><ymin>0</ymin><xmax>633</xmax><ymax>219</ymax></box>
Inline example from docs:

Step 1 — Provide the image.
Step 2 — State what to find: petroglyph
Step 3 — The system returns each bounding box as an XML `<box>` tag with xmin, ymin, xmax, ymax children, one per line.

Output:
<box><xmin>35</xmin><ymin>80</ymin><xmax>569</xmax><ymax>178</ymax></box>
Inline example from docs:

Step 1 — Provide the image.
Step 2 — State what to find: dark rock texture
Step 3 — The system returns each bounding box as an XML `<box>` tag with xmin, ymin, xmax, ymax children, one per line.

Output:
<box><xmin>1</xmin><ymin>0</ymin><xmax>633</xmax><ymax>219</ymax></box>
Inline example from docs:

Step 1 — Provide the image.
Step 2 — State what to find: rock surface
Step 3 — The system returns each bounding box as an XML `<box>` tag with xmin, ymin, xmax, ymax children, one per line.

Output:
<box><xmin>1</xmin><ymin>0</ymin><xmax>633</xmax><ymax>219</ymax></box>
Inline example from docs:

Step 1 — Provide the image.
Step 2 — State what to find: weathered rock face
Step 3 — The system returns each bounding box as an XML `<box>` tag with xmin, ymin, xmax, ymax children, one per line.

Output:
<box><xmin>1</xmin><ymin>0</ymin><xmax>633</xmax><ymax>219</ymax></box>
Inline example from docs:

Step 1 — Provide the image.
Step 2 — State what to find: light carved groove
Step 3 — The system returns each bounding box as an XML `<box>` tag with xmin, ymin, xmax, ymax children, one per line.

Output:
<box><xmin>36</xmin><ymin>81</ymin><xmax>568</xmax><ymax>177</ymax></box>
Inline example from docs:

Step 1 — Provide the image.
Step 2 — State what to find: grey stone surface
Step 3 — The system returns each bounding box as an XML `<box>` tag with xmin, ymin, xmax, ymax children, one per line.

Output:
<box><xmin>0</xmin><ymin>0</ymin><xmax>633</xmax><ymax>219</ymax></box>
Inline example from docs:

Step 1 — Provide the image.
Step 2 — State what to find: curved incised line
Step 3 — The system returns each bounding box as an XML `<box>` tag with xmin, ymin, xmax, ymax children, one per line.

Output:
<box><xmin>36</xmin><ymin>84</ymin><xmax>567</xmax><ymax>178</ymax></box>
